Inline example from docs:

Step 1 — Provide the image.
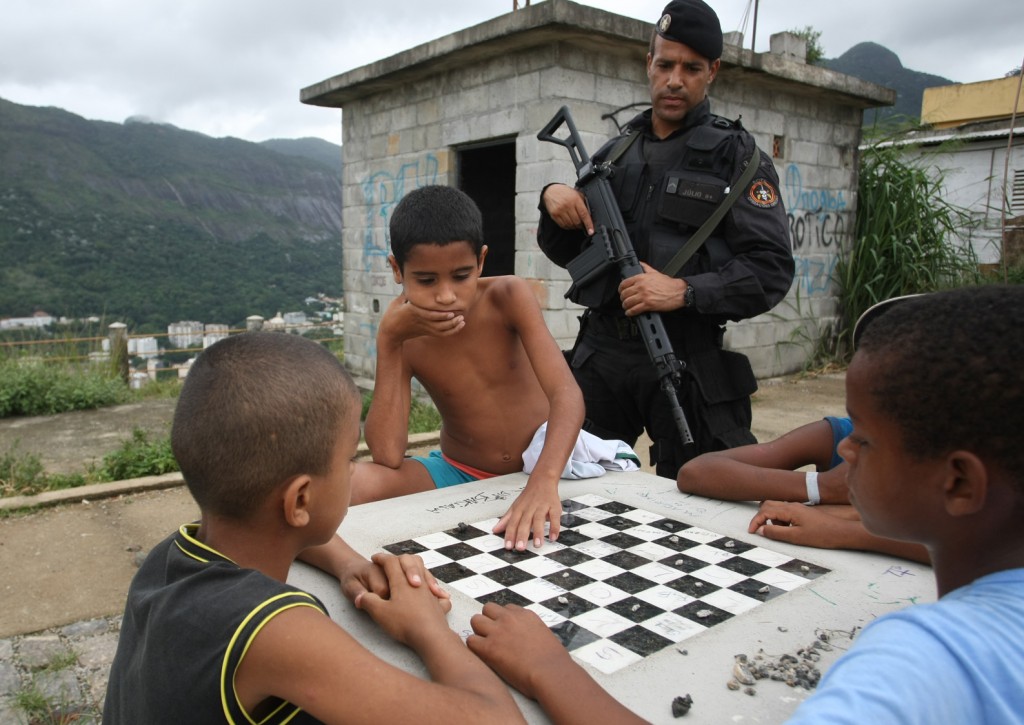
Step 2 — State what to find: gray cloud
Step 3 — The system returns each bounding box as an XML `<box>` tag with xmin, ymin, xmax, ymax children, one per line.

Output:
<box><xmin>2</xmin><ymin>0</ymin><xmax>1019</xmax><ymax>142</ymax></box>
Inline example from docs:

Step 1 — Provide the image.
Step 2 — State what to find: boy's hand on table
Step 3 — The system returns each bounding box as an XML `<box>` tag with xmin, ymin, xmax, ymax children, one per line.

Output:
<box><xmin>355</xmin><ymin>553</ymin><xmax>454</xmax><ymax>644</ymax></box>
<box><xmin>492</xmin><ymin>484</ymin><xmax>563</xmax><ymax>551</ymax></box>
<box><xmin>342</xmin><ymin>553</ymin><xmax>451</xmax><ymax>613</ymax></box>
<box><xmin>468</xmin><ymin>603</ymin><xmax>572</xmax><ymax>699</ymax></box>
<box><xmin>380</xmin><ymin>294</ymin><xmax>465</xmax><ymax>341</ymax></box>
<box><xmin>748</xmin><ymin>500</ymin><xmax>859</xmax><ymax>549</ymax></box>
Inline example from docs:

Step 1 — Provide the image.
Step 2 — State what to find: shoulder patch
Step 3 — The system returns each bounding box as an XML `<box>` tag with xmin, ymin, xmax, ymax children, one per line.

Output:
<box><xmin>747</xmin><ymin>178</ymin><xmax>779</xmax><ymax>208</ymax></box>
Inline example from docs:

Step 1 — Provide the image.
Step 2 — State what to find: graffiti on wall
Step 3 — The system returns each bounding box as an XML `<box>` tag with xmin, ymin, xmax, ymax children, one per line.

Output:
<box><xmin>783</xmin><ymin>163</ymin><xmax>850</xmax><ymax>297</ymax></box>
<box><xmin>353</xmin><ymin>153</ymin><xmax>442</xmax><ymax>367</ymax></box>
<box><xmin>359</xmin><ymin>154</ymin><xmax>440</xmax><ymax>271</ymax></box>
<box><xmin>783</xmin><ymin>163</ymin><xmax>850</xmax><ymax>252</ymax></box>
<box><xmin>794</xmin><ymin>255</ymin><xmax>838</xmax><ymax>296</ymax></box>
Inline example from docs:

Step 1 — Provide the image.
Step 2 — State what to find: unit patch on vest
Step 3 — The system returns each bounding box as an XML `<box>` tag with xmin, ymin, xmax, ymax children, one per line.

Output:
<box><xmin>747</xmin><ymin>178</ymin><xmax>779</xmax><ymax>208</ymax></box>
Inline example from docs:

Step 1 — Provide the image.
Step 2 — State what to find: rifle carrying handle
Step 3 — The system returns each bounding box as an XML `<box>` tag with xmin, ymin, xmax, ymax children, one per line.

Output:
<box><xmin>536</xmin><ymin>105</ymin><xmax>589</xmax><ymax>172</ymax></box>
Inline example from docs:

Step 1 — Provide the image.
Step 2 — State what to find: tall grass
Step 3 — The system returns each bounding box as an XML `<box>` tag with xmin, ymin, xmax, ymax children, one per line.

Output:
<box><xmin>0</xmin><ymin>358</ymin><xmax>130</xmax><ymax>417</ymax></box>
<box><xmin>832</xmin><ymin>138</ymin><xmax>982</xmax><ymax>359</ymax></box>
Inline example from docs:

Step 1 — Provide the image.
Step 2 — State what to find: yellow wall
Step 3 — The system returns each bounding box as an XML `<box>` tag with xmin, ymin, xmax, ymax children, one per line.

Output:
<box><xmin>922</xmin><ymin>75</ymin><xmax>1024</xmax><ymax>128</ymax></box>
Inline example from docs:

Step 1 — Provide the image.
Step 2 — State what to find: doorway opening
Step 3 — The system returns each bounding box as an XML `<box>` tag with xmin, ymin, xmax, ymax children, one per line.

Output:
<box><xmin>457</xmin><ymin>138</ymin><xmax>516</xmax><ymax>277</ymax></box>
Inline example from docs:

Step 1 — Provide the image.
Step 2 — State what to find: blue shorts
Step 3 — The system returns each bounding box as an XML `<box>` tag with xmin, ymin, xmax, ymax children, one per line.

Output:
<box><xmin>410</xmin><ymin>450</ymin><xmax>481</xmax><ymax>488</ymax></box>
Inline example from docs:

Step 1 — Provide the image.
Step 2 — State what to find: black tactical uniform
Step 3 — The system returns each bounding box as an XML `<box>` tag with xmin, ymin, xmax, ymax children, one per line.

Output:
<box><xmin>538</xmin><ymin>98</ymin><xmax>794</xmax><ymax>477</ymax></box>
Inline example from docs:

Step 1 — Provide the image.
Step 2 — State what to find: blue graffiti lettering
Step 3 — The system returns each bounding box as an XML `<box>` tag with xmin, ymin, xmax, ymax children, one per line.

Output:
<box><xmin>784</xmin><ymin>164</ymin><xmax>847</xmax><ymax>214</ymax></box>
<box><xmin>359</xmin><ymin>154</ymin><xmax>440</xmax><ymax>271</ymax></box>
<box><xmin>793</xmin><ymin>254</ymin><xmax>838</xmax><ymax>296</ymax></box>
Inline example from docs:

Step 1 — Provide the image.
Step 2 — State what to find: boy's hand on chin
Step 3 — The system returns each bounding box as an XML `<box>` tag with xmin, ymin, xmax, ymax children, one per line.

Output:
<box><xmin>382</xmin><ymin>295</ymin><xmax>465</xmax><ymax>341</ymax></box>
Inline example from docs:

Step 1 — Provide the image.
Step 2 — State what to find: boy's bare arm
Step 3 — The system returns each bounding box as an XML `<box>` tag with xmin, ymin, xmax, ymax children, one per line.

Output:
<box><xmin>493</xmin><ymin>279</ymin><xmax>585</xmax><ymax>549</ymax></box>
<box><xmin>363</xmin><ymin>297</ymin><xmax>418</xmax><ymax>466</ymax></box>
<box><xmin>748</xmin><ymin>501</ymin><xmax>931</xmax><ymax>564</ymax></box>
<box><xmin>237</xmin><ymin>555</ymin><xmax>524</xmax><ymax>724</ymax></box>
<box><xmin>677</xmin><ymin>420</ymin><xmax>849</xmax><ymax>504</ymax></box>
<box><xmin>365</xmin><ymin>295</ymin><xmax>467</xmax><ymax>466</ymax></box>
<box><xmin>469</xmin><ymin>604</ymin><xmax>647</xmax><ymax>725</ymax></box>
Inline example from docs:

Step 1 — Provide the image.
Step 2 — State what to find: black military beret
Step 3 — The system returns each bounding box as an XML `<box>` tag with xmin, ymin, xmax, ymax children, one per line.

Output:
<box><xmin>655</xmin><ymin>0</ymin><xmax>723</xmax><ymax>61</ymax></box>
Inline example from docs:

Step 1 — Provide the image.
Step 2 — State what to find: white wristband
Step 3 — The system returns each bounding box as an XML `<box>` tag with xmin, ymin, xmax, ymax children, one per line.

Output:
<box><xmin>805</xmin><ymin>471</ymin><xmax>820</xmax><ymax>505</ymax></box>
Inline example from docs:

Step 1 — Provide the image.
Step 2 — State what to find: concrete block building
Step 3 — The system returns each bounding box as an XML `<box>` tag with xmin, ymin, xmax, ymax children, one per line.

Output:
<box><xmin>301</xmin><ymin>0</ymin><xmax>892</xmax><ymax>383</ymax></box>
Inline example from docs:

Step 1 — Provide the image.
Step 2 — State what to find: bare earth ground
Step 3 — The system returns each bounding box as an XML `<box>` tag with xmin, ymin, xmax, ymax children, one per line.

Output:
<box><xmin>0</xmin><ymin>372</ymin><xmax>845</xmax><ymax>638</ymax></box>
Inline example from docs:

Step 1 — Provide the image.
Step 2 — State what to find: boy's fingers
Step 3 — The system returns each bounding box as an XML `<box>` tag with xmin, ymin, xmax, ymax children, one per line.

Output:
<box><xmin>547</xmin><ymin>511</ymin><xmax>561</xmax><ymax>543</ymax></box>
<box><xmin>757</xmin><ymin>522</ymin><xmax>797</xmax><ymax>545</ymax></box>
<box><xmin>354</xmin><ymin>590</ymin><xmax>383</xmax><ymax>612</ymax></box>
<box><xmin>372</xmin><ymin>551</ymin><xmax>422</xmax><ymax>584</ymax></box>
<box><xmin>532</xmin><ymin>511</ymin><xmax>546</xmax><ymax>548</ymax></box>
<box><xmin>396</xmin><ymin>555</ymin><xmax>425</xmax><ymax>587</ymax></box>
<box><xmin>492</xmin><ymin>511</ymin><xmax>510</xmax><ymax>535</ymax></box>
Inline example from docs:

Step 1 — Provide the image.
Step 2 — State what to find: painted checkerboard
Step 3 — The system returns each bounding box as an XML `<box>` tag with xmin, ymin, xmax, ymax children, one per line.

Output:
<box><xmin>383</xmin><ymin>494</ymin><xmax>829</xmax><ymax>674</ymax></box>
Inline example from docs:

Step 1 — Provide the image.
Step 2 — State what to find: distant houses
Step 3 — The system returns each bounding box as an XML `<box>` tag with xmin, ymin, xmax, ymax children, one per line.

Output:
<box><xmin>0</xmin><ymin>311</ymin><xmax>56</xmax><ymax>331</ymax></box>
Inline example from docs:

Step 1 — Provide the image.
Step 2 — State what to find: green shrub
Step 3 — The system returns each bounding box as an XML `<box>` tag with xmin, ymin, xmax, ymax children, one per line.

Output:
<box><xmin>0</xmin><ymin>443</ymin><xmax>87</xmax><ymax>497</ymax></box>
<box><xmin>409</xmin><ymin>398</ymin><xmax>442</xmax><ymax>434</ymax></box>
<box><xmin>359</xmin><ymin>392</ymin><xmax>440</xmax><ymax>434</ymax></box>
<box><xmin>832</xmin><ymin>138</ymin><xmax>982</xmax><ymax>359</ymax></box>
<box><xmin>0</xmin><ymin>358</ymin><xmax>130</xmax><ymax>418</ymax></box>
<box><xmin>94</xmin><ymin>428</ymin><xmax>179</xmax><ymax>482</ymax></box>
<box><xmin>130</xmin><ymin>376</ymin><xmax>182</xmax><ymax>401</ymax></box>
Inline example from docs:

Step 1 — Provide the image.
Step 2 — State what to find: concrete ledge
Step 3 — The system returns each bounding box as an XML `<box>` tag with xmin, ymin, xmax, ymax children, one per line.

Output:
<box><xmin>0</xmin><ymin>431</ymin><xmax>443</xmax><ymax>513</ymax></box>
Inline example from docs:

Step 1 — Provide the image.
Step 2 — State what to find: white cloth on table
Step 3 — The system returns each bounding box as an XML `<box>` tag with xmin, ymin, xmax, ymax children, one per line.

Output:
<box><xmin>522</xmin><ymin>422</ymin><xmax>641</xmax><ymax>479</ymax></box>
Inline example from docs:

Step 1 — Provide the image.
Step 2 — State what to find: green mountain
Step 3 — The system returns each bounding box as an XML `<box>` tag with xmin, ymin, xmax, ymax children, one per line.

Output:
<box><xmin>0</xmin><ymin>97</ymin><xmax>343</xmax><ymax>331</ymax></box>
<box><xmin>821</xmin><ymin>42</ymin><xmax>955</xmax><ymax>126</ymax></box>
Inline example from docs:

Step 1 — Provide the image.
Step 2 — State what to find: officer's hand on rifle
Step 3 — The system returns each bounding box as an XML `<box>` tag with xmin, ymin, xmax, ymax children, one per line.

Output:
<box><xmin>541</xmin><ymin>184</ymin><xmax>594</xmax><ymax>236</ymax></box>
<box><xmin>620</xmin><ymin>262</ymin><xmax>689</xmax><ymax>316</ymax></box>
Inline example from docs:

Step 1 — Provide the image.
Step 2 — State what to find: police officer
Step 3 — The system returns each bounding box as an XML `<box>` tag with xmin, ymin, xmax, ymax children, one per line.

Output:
<box><xmin>538</xmin><ymin>0</ymin><xmax>794</xmax><ymax>478</ymax></box>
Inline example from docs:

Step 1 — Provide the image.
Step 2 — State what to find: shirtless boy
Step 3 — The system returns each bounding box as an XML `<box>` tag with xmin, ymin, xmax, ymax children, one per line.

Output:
<box><xmin>352</xmin><ymin>185</ymin><xmax>584</xmax><ymax>552</ymax></box>
<box><xmin>103</xmin><ymin>332</ymin><xmax>523</xmax><ymax>724</ymax></box>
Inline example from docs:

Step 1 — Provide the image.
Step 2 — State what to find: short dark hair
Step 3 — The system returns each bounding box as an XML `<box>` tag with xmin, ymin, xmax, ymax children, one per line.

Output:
<box><xmin>389</xmin><ymin>185</ymin><xmax>484</xmax><ymax>269</ymax></box>
<box><xmin>171</xmin><ymin>332</ymin><xmax>358</xmax><ymax>519</ymax></box>
<box><xmin>857</xmin><ymin>285</ymin><xmax>1024</xmax><ymax>484</ymax></box>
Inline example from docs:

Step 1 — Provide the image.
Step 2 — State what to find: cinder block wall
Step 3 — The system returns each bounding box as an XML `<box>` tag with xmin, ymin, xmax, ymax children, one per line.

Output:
<box><xmin>338</xmin><ymin>32</ymin><xmax>866</xmax><ymax>383</ymax></box>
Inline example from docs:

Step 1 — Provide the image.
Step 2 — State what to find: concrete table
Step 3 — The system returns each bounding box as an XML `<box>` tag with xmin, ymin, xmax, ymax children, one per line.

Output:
<box><xmin>289</xmin><ymin>471</ymin><xmax>935</xmax><ymax>724</ymax></box>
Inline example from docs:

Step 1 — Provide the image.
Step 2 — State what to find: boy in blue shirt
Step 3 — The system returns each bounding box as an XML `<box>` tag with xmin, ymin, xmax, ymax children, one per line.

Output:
<box><xmin>468</xmin><ymin>285</ymin><xmax>1024</xmax><ymax>724</ymax></box>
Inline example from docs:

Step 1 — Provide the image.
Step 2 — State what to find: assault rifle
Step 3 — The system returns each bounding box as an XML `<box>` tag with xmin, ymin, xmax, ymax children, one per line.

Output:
<box><xmin>538</xmin><ymin>105</ymin><xmax>695</xmax><ymax>451</ymax></box>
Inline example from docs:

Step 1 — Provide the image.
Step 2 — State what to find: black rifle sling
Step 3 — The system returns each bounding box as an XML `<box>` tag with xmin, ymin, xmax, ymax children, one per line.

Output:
<box><xmin>661</xmin><ymin>146</ymin><xmax>761</xmax><ymax>277</ymax></box>
<box><xmin>604</xmin><ymin>125</ymin><xmax>641</xmax><ymax>166</ymax></box>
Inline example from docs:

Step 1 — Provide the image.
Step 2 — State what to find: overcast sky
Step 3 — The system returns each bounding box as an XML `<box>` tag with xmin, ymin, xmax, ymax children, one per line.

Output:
<box><xmin>2</xmin><ymin>1</ymin><xmax>1021</xmax><ymax>144</ymax></box>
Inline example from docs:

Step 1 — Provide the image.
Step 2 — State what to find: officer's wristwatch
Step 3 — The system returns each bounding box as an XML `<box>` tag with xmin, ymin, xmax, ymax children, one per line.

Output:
<box><xmin>683</xmin><ymin>283</ymin><xmax>696</xmax><ymax>308</ymax></box>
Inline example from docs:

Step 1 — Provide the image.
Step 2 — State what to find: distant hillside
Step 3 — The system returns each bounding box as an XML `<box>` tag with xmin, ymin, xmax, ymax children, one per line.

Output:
<box><xmin>821</xmin><ymin>42</ymin><xmax>955</xmax><ymax>126</ymax></box>
<box><xmin>261</xmin><ymin>137</ymin><xmax>342</xmax><ymax>177</ymax></box>
<box><xmin>0</xmin><ymin>98</ymin><xmax>344</xmax><ymax>330</ymax></box>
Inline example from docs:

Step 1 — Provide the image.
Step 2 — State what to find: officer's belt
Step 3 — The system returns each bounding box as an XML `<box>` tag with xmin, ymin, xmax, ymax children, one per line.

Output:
<box><xmin>585</xmin><ymin>312</ymin><xmax>641</xmax><ymax>341</ymax></box>
<box><xmin>585</xmin><ymin>311</ymin><xmax>726</xmax><ymax>348</ymax></box>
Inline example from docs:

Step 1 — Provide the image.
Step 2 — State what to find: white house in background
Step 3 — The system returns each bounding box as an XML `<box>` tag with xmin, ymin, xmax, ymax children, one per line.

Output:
<box><xmin>0</xmin><ymin>311</ymin><xmax>55</xmax><ymax>330</ymax></box>
<box><xmin>282</xmin><ymin>311</ymin><xmax>308</xmax><ymax>331</ymax></box>
<box><xmin>265</xmin><ymin>312</ymin><xmax>286</xmax><ymax>332</ymax></box>
<box><xmin>882</xmin><ymin>74</ymin><xmax>1024</xmax><ymax>266</ymax></box>
<box><xmin>203</xmin><ymin>323</ymin><xmax>229</xmax><ymax>349</ymax></box>
<box><xmin>168</xmin><ymin>320</ymin><xmax>204</xmax><ymax>348</ymax></box>
<box><xmin>129</xmin><ymin>337</ymin><xmax>160</xmax><ymax>358</ymax></box>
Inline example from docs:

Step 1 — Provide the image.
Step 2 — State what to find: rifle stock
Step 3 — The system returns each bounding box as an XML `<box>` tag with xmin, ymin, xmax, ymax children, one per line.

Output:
<box><xmin>538</xmin><ymin>106</ymin><xmax>696</xmax><ymax>450</ymax></box>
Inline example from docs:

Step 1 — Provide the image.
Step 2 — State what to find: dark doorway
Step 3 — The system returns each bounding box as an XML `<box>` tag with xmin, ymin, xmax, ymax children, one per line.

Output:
<box><xmin>457</xmin><ymin>139</ymin><xmax>516</xmax><ymax>277</ymax></box>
